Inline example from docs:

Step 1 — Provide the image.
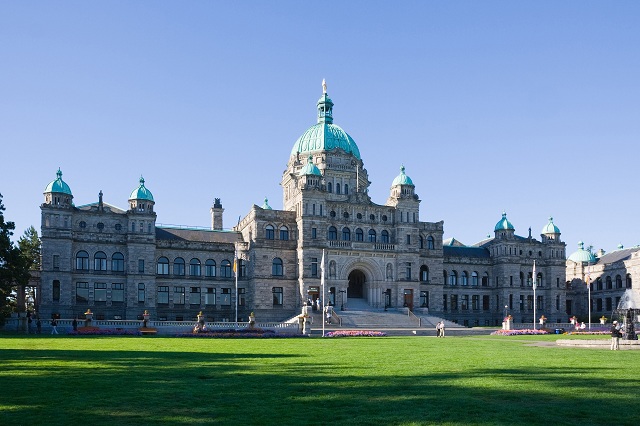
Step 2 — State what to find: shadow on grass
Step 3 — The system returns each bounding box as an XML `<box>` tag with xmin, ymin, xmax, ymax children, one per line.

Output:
<box><xmin>0</xmin><ymin>345</ymin><xmax>637</xmax><ymax>426</ymax></box>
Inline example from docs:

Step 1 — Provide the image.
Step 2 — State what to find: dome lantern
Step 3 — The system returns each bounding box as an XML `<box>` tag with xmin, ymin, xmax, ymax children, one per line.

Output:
<box><xmin>44</xmin><ymin>168</ymin><xmax>73</xmax><ymax>206</ymax></box>
<box><xmin>128</xmin><ymin>176</ymin><xmax>155</xmax><ymax>213</ymax></box>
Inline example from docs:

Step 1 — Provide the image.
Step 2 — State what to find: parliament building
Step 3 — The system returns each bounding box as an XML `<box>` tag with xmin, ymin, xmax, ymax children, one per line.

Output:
<box><xmin>38</xmin><ymin>83</ymin><xmax>574</xmax><ymax>326</ymax></box>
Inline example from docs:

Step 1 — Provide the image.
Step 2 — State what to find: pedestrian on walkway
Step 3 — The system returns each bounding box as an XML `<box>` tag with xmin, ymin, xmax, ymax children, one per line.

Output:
<box><xmin>50</xmin><ymin>319</ymin><xmax>59</xmax><ymax>335</ymax></box>
<box><xmin>611</xmin><ymin>320</ymin><xmax>621</xmax><ymax>350</ymax></box>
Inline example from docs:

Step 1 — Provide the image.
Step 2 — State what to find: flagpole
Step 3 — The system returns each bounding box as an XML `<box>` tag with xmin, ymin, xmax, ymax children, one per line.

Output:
<box><xmin>234</xmin><ymin>242</ymin><xmax>238</xmax><ymax>325</ymax></box>
<box><xmin>587</xmin><ymin>263</ymin><xmax>591</xmax><ymax>330</ymax></box>
<box><xmin>532</xmin><ymin>260</ymin><xmax>536</xmax><ymax>330</ymax></box>
<box><xmin>321</xmin><ymin>249</ymin><xmax>326</xmax><ymax>338</ymax></box>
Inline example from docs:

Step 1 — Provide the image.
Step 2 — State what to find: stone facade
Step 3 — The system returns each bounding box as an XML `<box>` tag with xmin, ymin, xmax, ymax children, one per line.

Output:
<box><xmin>37</xmin><ymin>85</ymin><xmax>574</xmax><ymax>326</ymax></box>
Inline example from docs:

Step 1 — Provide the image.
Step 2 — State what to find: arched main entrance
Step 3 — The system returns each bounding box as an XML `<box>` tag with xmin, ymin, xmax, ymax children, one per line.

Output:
<box><xmin>348</xmin><ymin>270</ymin><xmax>366</xmax><ymax>298</ymax></box>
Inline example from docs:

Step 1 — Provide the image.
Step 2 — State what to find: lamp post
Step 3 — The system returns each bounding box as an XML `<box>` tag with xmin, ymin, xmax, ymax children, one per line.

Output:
<box><xmin>504</xmin><ymin>304</ymin><xmax>508</xmax><ymax>319</ymax></box>
<box><xmin>339</xmin><ymin>290</ymin><xmax>346</xmax><ymax>311</ymax></box>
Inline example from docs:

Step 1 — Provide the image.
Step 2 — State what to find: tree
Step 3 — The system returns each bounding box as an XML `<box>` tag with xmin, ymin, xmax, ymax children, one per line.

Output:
<box><xmin>0</xmin><ymin>194</ymin><xmax>29</xmax><ymax>325</ymax></box>
<box><xmin>18</xmin><ymin>226</ymin><xmax>41</xmax><ymax>312</ymax></box>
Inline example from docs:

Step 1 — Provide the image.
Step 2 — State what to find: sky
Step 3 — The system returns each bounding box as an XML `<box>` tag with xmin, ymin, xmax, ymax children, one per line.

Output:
<box><xmin>1</xmin><ymin>1</ymin><xmax>639</xmax><ymax>255</ymax></box>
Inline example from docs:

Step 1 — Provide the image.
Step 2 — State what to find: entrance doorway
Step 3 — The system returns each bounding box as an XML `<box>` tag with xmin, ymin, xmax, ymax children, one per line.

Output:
<box><xmin>404</xmin><ymin>289</ymin><xmax>414</xmax><ymax>310</ymax></box>
<box><xmin>348</xmin><ymin>270</ymin><xmax>365</xmax><ymax>298</ymax></box>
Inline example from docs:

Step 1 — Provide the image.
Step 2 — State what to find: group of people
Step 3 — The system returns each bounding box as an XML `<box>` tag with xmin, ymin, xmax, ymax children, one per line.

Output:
<box><xmin>435</xmin><ymin>321</ymin><xmax>446</xmax><ymax>337</ymax></box>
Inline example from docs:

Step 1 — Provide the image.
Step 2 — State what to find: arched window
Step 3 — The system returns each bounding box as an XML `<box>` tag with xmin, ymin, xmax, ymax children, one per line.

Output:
<box><xmin>205</xmin><ymin>259</ymin><xmax>216</xmax><ymax>277</ymax></box>
<box><xmin>471</xmin><ymin>271</ymin><xmax>478</xmax><ymax>286</ymax></box>
<box><xmin>111</xmin><ymin>252</ymin><xmax>124</xmax><ymax>272</ymax></box>
<box><xmin>449</xmin><ymin>271</ymin><xmax>458</xmax><ymax>285</ymax></box>
<box><xmin>76</xmin><ymin>251</ymin><xmax>89</xmax><ymax>270</ymax></box>
<box><xmin>368</xmin><ymin>229</ymin><xmax>377</xmax><ymax>243</ymax></box>
<box><xmin>174</xmin><ymin>258</ymin><xmax>185</xmax><ymax>276</ymax></box>
<box><xmin>443</xmin><ymin>270</ymin><xmax>448</xmax><ymax>284</ymax></box>
<box><xmin>221</xmin><ymin>260</ymin><xmax>232</xmax><ymax>278</ymax></box>
<box><xmin>355</xmin><ymin>228</ymin><xmax>364</xmax><ymax>241</ymax></box>
<box><xmin>328</xmin><ymin>226</ymin><xmax>337</xmax><ymax>240</ymax></box>
<box><xmin>626</xmin><ymin>274</ymin><xmax>632</xmax><ymax>288</ymax></box>
<box><xmin>381</xmin><ymin>230</ymin><xmax>389</xmax><ymax>243</ymax></box>
<box><xmin>482</xmin><ymin>272</ymin><xmax>489</xmax><ymax>286</ymax></box>
<box><xmin>615</xmin><ymin>275</ymin><xmax>622</xmax><ymax>289</ymax></box>
<box><xmin>336</xmin><ymin>183</ymin><xmax>341</xmax><ymax>194</ymax></box>
<box><xmin>279</xmin><ymin>226</ymin><xmax>289</xmax><ymax>240</ymax></box>
<box><xmin>342</xmin><ymin>227</ymin><xmax>351</xmax><ymax>241</ymax></box>
<box><xmin>520</xmin><ymin>272</ymin><xmax>525</xmax><ymax>287</ymax></box>
<box><xmin>327</xmin><ymin>182</ymin><xmax>332</xmax><ymax>193</ymax></box>
<box><xmin>536</xmin><ymin>273</ymin><xmax>542</xmax><ymax>287</ymax></box>
<box><xmin>94</xmin><ymin>251</ymin><xmax>107</xmax><ymax>271</ymax></box>
<box><xmin>597</xmin><ymin>277</ymin><xmax>603</xmax><ymax>290</ymax></box>
<box><xmin>461</xmin><ymin>271</ymin><xmax>469</xmax><ymax>286</ymax></box>
<box><xmin>272</xmin><ymin>258</ymin><xmax>283</xmax><ymax>276</ymax></box>
<box><xmin>189</xmin><ymin>258</ymin><xmax>201</xmax><ymax>276</ymax></box>
<box><xmin>420</xmin><ymin>265</ymin><xmax>429</xmax><ymax>282</ymax></box>
<box><xmin>265</xmin><ymin>225</ymin><xmax>274</xmax><ymax>240</ymax></box>
<box><xmin>344</xmin><ymin>184</ymin><xmax>349</xmax><ymax>194</ymax></box>
<box><xmin>427</xmin><ymin>236</ymin><xmax>435</xmax><ymax>250</ymax></box>
<box><xmin>606</xmin><ymin>276</ymin><xmax>612</xmax><ymax>289</ymax></box>
<box><xmin>156</xmin><ymin>257</ymin><xmax>169</xmax><ymax>275</ymax></box>
<box><xmin>419</xmin><ymin>236</ymin><xmax>424</xmax><ymax>249</ymax></box>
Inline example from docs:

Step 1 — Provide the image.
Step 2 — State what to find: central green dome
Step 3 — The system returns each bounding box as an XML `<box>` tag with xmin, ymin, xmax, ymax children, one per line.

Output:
<box><xmin>290</xmin><ymin>83</ymin><xmax>361</xmax><ymax>160</ymax></box>
<box><xmin>44</xmin><ymin>168</ymin><xmax>73</xmax><ymax>195</ymax></box>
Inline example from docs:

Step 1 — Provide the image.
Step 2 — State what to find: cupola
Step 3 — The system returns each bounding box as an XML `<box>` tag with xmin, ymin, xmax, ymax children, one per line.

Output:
<box><xmin>494</xmin><ymin>212</ymin><xmax>515</xmax><ymax>239</ymax></box>
<box><xmin>261</xmin><ymin>197</ymin><xmax>273</xmax><ymax>210</ymax></box>
<box><xmin>128</xmin><ymin>176</ymin><xmax>155</xmax><ymax>213</ymax></box>
<box><xmin>43</xmin><ymin>168</ymin><xmax>73</xmax><ymax>207</ymax></box>
<box><xmin>390</xmin><ymin>165</ymin><xmax>415</xmax><ymax>198</ymax></box>
<box><xmin>541</xmin><ymin>216</ymin><xmax>561</xmax><ymax>242</ymax></box>
<box><xmin>567</xmin><ymin>241</ymin><xmax>597</xmax><ymax>264</ymax></box>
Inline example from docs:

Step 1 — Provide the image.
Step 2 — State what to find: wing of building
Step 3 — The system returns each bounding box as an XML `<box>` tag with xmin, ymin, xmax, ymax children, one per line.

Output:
<box><xmin>39</xmin><ymin>84</ymin><xmax>584</xmax><ymax>326</ymax></box>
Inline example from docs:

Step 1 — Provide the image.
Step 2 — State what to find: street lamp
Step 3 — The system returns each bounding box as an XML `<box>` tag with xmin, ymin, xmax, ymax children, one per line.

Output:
<box><xmin>504</xmin><ymin>304</ymin><xmax>508</xmax><ymax>319</ymax></box>
<box><xmin>339</xmin><ymin>290</ymin><xmax>346</xmax><ymax>311</ymax></box>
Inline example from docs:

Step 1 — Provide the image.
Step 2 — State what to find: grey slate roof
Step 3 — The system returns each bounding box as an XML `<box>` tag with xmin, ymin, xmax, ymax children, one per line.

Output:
<box><xmin>156</xmin><ymin>227</ymin><xmax>241</xmax><ymax>244</ymax></box>
<box><xmin>595</xmin><ymin>247</ymin><xmax>640</xmax><ymax>266</ymax></box>
<box><xmin>443</xmin><ymin>245</ymin><xmax>491</xmax><ymax>259</ymax></box>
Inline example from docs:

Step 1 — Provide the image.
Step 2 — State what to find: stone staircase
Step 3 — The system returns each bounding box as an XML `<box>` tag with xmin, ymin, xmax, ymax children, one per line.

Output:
<box><xmin>327</xmin><ymin>298</ymin><xmax>464</xmax><ymax>329</ymax></box>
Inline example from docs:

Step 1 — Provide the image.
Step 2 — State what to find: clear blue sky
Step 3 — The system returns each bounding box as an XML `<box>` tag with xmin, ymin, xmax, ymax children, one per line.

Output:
<box><xmin>1</xmin><ymin>1</ymin><xmax>639</xmax><ymax>255</ymax></box>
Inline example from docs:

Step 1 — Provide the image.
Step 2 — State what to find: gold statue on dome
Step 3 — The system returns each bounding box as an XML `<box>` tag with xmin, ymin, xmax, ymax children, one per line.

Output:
<box><xmin>322</xmin><ymin>78</ymin><xmax>327</xmax><ymax>94</ymax></box>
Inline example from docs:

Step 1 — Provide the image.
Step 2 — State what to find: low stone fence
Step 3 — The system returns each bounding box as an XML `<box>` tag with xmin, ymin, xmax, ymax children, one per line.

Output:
<box><xmin>1</xmin><ymin>318</ymin><xmax>300</xmax><ymax>335</ymax></box>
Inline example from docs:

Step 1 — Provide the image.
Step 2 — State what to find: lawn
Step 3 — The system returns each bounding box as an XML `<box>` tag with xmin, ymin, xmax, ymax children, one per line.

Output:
<box><xmin>0</xmin><ymin>334</ymin><xmax>636</xmax><ymax>425</ymax></box>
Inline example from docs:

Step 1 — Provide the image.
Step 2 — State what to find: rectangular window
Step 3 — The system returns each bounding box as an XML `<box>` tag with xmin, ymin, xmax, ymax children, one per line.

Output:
<box><xmin>76</xmin><ymin>282</ymin><xmax>89</xmax><ymax>303</ymax></box>
<box><xmin>174</xmin><ymin>287</ymin><xmax>185</xmax><ymax>305</ymax></box>
<box><xmin>311</xmin><ymin>258</ymin><xmax>318</xmax><ymax>277</ymax></box>
<box><xmin>527</xmin><ymin>295</ymin><xmax>533</xmax><ymax>310</ymax></box>
<box><xmin>190</xmin><ymin>287</ymin><xmax>201</xmax><ymax>305</ymax></box>
<box><xmin>53</xmin><ymin>280</ymin><xmax>60</xmax><ymax>301</ymax></box>
<box><xmin>94</xmin><ymin>282</ymin><xmax>107</xmax><ymax>302</ymax></box>
<box><xmin>205</xmin><ymin>288</ymin><xmax>216</xmax><ymax>305</ymax></box>
<box><xmin>221</xmin><ymin>288</ymin><xmax>231</xmax><ymax>306</ymax></box>
<box><xmin>443</xmin><ymin>294</ymin><xmax>448</xmax><ymax>311</ymax></box>
<box><xmin>482</xmin><ymin>295</ymin><xmax>489</xmax><ymax>310</ymax></box>
<box><xmin>537</xmin><ymin>295</ymin><xmax>544</xmax><ymax>310</ymax></box>
<box><xmin>472</xmin><ymin>295</ymin><xmax>479</xmax><ymax>310</ymax></box>
<box><xmin>157</xmin><ymin>286</ymin><xmax>169</xmax><ymax>304</ymax></box>
<box><xmin>272</xmin><ymin>287</ymin><xmax>283</xmax><ymax>305</ymax></box>
<box><xmin>311</xmin><ymin>228</ymin><xmax>317</xmax><ymax>239</ymax></box>
<box><xmin>138</xmin><ymin>259</ymin><xmax>145</xmax><ymax>273</ymax></box>
<box><xmin>605</xmin><ymin>298</ymin><xmax>612</xmax><ymax>311</ymax></box>
<box><xmin>112</xmin><ymin>283</ymin><xmax>124</xmax><ymax>302</ymax></box>
<box><xmin>406</xmin><ymin>234</ymin><xmax>411</xmax><ymax>244</ymax></box>
<box><xmin>53</xmin><ymin>255</ymin><xmax>60</xmax><ymax>270</ymax></box>
<box><xmin>405</xmin><ymin>263</ymin><xmax>411</xmax><ymax>281</ymax></box>
<box><xmin>451</xmin><ymin>294</ymin><xmax>458</xmax><ymax>310</ymax></box>
<box><xmin>238</xmin><ymin>288</ymin><xmax>245</xmax><ymax>306</ymax></box>
<box><xmin>138</xmin><ymin>283</ymin><xmax>145</xmax><ymax>303</ymax></box>
<box><xmin>520</xmin><ymin>295</ymin><xmax>525</xmax><ymax>311</ymax></box>
<box><xmin>461</xmin><ymin>295</ymin><xmax>469</xmax><ymax>310</ymax></box>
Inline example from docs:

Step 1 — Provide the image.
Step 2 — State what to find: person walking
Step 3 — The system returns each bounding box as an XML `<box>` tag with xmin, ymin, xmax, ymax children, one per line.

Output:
<box><xmin>435</xmin><ymin>321</ymin><xmax>441</xmax><ymax>337</ymax></box>
<box><xmin>440</xmin><ymin>321</ymin><xmax>446</xmax><ymax>338</ymax></box>
<box><xmin>610</xmin><ymin>320</ymin><xmax>621</xmax><ymax>350</ymax></box>
<box><xmin>50</xmin><ymin>318</ymin><xmax>59</xmax><ymax>335</ymax></box>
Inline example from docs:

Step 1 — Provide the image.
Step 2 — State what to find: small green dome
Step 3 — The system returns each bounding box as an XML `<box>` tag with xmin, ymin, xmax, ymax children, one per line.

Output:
<box><xmin>290</xmin><ymin>82</ymin><xmax>361</xmax><ymax>160</ymax></box>
<box><xmin>261</xmin><ymin>197</ymin><xmax>272</xmax><ymax>210</ymax></box>
<box><xmin>298</xmin><ymin>155</ymin><xmax>322</xmax><ymax>176</ymax></box>
<box><xmin>542</xmin><ymin>217</ymin><xmax>561</xmax><ymax>234</ymax></box>
<box><xmin>129</xmin><ymin>176</ymin><xmax>154</xmax><ymax>202</ymax></box>
<box><xmin>44</xmin><ymin>168</ymin><xmax>72</xmax><ymax>195</ymax></box>
<box><xmin>392</xmin><ymin>165</ymin><xmax>414</xmax><ymax>186</ymax></box>
<box><xmin>568</xmin><ymin>241</ymin><xmax>596</xmax><ymax>263</ymax></box>
<box><xmin>494</xmin><ymin>212</ymin><xmax>514</xmax><ymax>231</ymax></box>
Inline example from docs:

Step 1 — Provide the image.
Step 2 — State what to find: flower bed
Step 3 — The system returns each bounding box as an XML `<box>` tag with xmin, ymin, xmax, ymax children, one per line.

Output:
<box><xmin>69</xmin><ymin>328</ymin><xmax>141</xmax><ymax>336</ymax></box>
<box><xmin>491</xmin><ymin>329</ymin><xmax>549</xmax><ymax>336</ymax></box>
<box><xmin>568</xmin><ymin>330</ymin><xmax>609</xmax><ymax>335</ymax></box>
<box><xmin>325</xmin><ymin>330</ymin><xmax>387</xmax><ymax>338</ymax></box>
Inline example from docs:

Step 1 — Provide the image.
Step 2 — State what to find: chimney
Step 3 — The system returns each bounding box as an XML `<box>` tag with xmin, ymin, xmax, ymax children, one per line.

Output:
<box><xmin>211</xmin><ymin>198</ymin><xmax>224</xmax><ymax>230</ymax></box>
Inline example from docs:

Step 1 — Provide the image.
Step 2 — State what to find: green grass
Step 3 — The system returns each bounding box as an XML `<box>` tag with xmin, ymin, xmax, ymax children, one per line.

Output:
<box><xmin>0</xmin><ymin>334</ymin><xmax>637</xmax><ymax>425</ymax></box>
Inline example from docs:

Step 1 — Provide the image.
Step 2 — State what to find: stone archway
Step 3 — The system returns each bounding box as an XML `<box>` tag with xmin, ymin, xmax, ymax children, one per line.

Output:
<box><xmin>348</xmin><ymin>269</ymin><xmax>366</xmax><ymax>298</ymax></box>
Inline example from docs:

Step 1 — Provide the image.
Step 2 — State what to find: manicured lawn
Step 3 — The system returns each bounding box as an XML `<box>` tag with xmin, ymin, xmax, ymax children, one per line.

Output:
<box><xmin>0</xmin><ymin>334</ymin><xmax>636</xmax><ymax>425</ymax></box>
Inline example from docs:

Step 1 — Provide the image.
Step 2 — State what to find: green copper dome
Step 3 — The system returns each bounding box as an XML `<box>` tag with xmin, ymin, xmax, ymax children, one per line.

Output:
<box><xmin>290</xmin><ymin>82</ymin><xmax>361</xmax><ymax>160</ymax></box>
<box><xmin>129</xmin><ymin>176</ymin><xmax>154</xmax><ymax>202</ymax></box>
<box><xmin>392</xmin><ymin>165</ymin><xmax>414</xmax><ymax>186</ymax></box>
<box><xmin>494</xmin><ymin>212</ymin><xmax>514</xmax><ymax>231</ymax></box>
<box><xmin>298</xmin><ymin>155</ymin><xmax>322</xmax><ymax>176</ymax></box>
<box><xmin>44</xmin><ymin>168</ymin><xmax>73</xmax><ymax>195</ymax></box>
<box><xmin>568</xmin><ymin>241</ymin><xmax>596</xmax><ymax>263</ymax></box>
<box><xmin>542</xmin><ymin>217</ymin><xmax>561</xmax><ymax>234</ymax></box>
<box><xmin>261</xmin><ymin>197</ymin><xmax>272</xmax><ymax>210</ymax></box>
